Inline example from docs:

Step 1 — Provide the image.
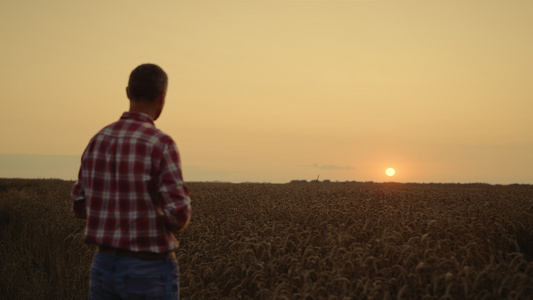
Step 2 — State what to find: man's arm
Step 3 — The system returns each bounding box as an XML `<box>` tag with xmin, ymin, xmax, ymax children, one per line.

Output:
<box><xmin>156</xmin><ymin>141</ymin><xmax>192</xmax><ymax>233</ymax></box>
<box><xmin>71</xmin><ymin>167</ymin><xmax>87</xmax><ymax>219</ymax></box>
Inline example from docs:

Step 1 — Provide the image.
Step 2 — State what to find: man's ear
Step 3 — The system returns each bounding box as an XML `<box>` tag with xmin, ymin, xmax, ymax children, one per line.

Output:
<box><xmin>158</xmin><ymin>90</ymin><xmax>166</xmax><ymax>106</ymax></box>
<box><xmin>153</xmin><ymin>90</ymin><xmax>166</xmax><ymax>121</ymax></box>
<box><xmin>126</xmin><ymin>87</ymin><xmax>131</xmax><ymax>100</ymax></box>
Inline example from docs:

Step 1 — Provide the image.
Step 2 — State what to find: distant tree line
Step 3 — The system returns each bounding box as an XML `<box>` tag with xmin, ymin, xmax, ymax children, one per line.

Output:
<box><xmin>288</xmin><ymin>179</ymin><xmax>370</xmax><ymax>184</ymax></box>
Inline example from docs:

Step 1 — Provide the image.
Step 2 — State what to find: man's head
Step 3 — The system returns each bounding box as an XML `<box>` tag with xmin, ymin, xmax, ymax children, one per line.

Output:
<box><xmin>127</xmin><ymin>64</ymin><xmax>168</xmax><ymax>120</ymax></box>
<box><xmin>127</xmin><ymin>64</ymin><xmax>168</xmax><ymax>102</ymax></box>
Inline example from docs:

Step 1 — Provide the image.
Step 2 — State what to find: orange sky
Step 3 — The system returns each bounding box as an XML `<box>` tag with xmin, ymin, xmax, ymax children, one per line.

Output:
<box><xmin>1</xmin><ymin>0</ymin><xmax>532</xmax><ymax>184</ymax></box>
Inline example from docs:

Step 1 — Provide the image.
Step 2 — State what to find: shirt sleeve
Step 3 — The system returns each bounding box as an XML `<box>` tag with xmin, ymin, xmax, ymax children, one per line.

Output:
<box><xmin>71</xmin><ymin>163</ymin><xmax>87</xmax><ymax>219</ymax></box>
<box><xmin>157</xmin><ymin>140</ymin><xmax>192</xmax><ymax>232</ymax></box>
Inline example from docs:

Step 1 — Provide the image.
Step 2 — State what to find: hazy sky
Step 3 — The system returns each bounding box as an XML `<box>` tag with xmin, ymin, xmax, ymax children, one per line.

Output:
<box><xmin>1</xmin><ymin>0</ymin><xmax>532</xmax><ymax>184</ymax></box>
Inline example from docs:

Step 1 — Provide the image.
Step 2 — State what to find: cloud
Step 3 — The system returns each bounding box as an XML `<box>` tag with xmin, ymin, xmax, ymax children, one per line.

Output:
<box><xmin>311</xmin><ymin>164</ymin><xmax>355</xmax><ymax>170</ymax></box>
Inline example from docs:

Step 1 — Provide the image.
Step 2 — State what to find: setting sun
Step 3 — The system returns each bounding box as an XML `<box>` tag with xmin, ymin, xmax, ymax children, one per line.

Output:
<box><xmin>386</xmin><ymin>168</ymin><xmax>396</xmax><ymax>177</ymax></box>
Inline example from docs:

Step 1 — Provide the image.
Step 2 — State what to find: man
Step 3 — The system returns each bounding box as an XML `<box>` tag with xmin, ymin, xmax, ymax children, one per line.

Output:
<box><xmin>72</xmin><ymin>63</ymin><xmax>192</xmax><ymax>299</ymax></box>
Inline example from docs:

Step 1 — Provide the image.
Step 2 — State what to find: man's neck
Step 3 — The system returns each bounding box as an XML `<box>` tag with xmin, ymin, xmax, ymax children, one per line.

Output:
<box><xmin>129</xmin><ymin>102</ymin><xmax>157</xmax><ymax>120</ymax></box>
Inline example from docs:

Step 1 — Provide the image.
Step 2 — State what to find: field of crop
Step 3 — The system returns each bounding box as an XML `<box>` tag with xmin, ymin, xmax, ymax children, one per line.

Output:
<box><xmin>1</xmin><ymin>178</ymin><xmax>533</xmax><ymax>299</ymax></box>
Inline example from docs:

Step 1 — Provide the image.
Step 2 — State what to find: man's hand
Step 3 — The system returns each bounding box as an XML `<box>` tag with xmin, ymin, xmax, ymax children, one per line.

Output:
<box><xmin>156</xmin><ymin>207</ymin><xmax>191</xmax><ymax>234</ymax></box>
<box><xmin>73</xmin><ymin>199</ymin><xmax>87</xmax><ymax>219</ymax></box>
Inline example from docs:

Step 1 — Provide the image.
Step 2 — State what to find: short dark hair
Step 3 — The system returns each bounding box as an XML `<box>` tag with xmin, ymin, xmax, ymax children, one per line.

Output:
<box><xmin>128</xmin><ymin>64</ymin><xmax>168</xmax><ymax>102</ymax></box>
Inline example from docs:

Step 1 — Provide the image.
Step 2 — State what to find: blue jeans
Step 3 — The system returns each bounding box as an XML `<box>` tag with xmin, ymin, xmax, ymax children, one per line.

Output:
<box><xmin>89</xmin><ymin>252</ymin><xmax>179</xmax><ymax>300</ymax></box>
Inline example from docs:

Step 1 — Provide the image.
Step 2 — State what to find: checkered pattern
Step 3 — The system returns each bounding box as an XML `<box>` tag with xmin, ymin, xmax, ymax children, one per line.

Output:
<box><xmin>72</xmin><ymin>112</ymin><xmax>191</xmax><ymax>253</ymax></box>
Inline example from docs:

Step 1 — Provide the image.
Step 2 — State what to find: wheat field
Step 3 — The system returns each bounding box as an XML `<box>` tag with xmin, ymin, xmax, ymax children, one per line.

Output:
<box><xmin>1</xmin><ymin>179</ymin><xmax>532</xmax><ymax>299</ymax></box>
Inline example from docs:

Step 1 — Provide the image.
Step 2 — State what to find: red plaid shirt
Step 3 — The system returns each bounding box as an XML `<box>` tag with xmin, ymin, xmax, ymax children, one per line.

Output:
<box><xmin>71</xmin><ymin>112</ymin><xmax>191</xmax><ymax>253</ymax></box>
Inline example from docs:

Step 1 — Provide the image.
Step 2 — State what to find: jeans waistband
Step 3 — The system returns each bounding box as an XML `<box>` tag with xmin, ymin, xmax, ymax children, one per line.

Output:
<box><xmin>98</xmin><ymin>246</ymin><xmax>176</xmax><ymax>260</ymax></box>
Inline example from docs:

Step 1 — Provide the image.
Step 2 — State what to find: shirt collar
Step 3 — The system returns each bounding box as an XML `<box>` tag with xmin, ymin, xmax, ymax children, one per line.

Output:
<box><xmin>120</xmin><ymin>112</ymin><xmax>155</xmax><ymax>126</ymax></box>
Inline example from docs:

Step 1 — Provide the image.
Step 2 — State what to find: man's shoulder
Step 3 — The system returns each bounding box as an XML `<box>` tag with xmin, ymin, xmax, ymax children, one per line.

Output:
<box><xmin>125</xmin><ymin>120</ymin><xmax>176</xmax><ymax>148</ymax></box>
<box><xmin>90</xmin><ymin>117</ymin><xmax>175</xmax><ymax>147</ymax></box>
<box><xmin>145</xmin><ymin>126</ymin><xmax>175</xmax><ymax>145</ymax></box>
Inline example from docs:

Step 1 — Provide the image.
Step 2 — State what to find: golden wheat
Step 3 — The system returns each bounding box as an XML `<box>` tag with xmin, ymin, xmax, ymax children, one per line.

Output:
<box><xmin>1</xmin><ymin>180</ymin><xmax>533</xmax><ymax>299</ymax></box>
